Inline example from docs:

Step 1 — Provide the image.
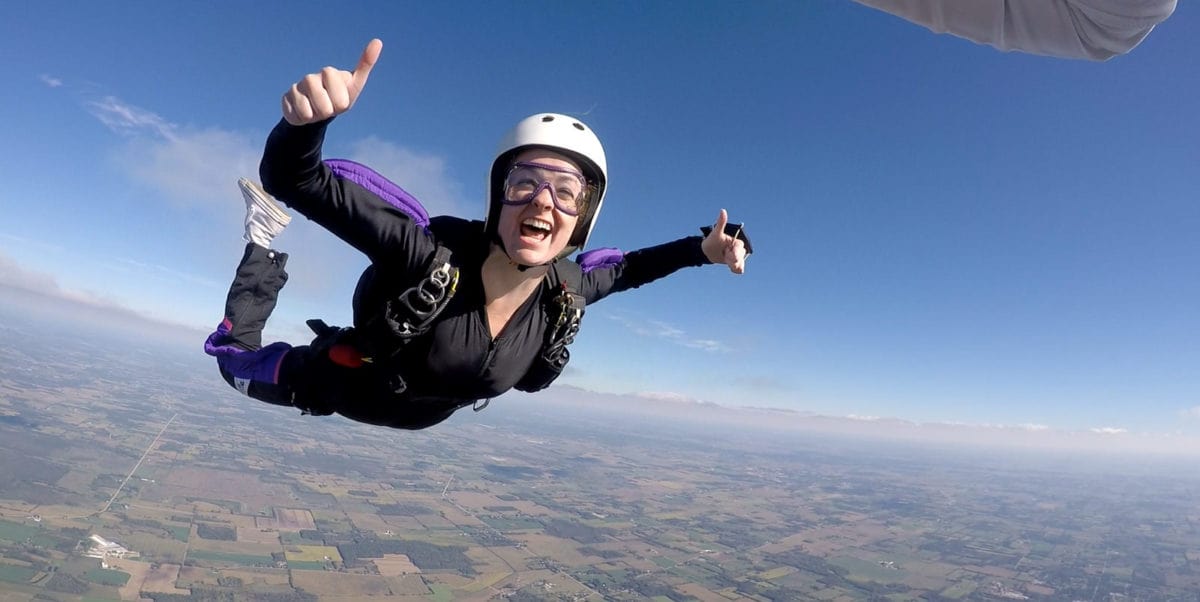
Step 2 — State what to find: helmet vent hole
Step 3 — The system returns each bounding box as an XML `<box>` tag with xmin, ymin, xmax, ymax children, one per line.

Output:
<box><xmin>541</xmin><ymin>115</ymin><xmax>554</xmax><ymax>122</ymax></box>
<box><xmin>572</xmin><ymin>122</ymin><xmax>585</xmax><ymax>131</ymax></box>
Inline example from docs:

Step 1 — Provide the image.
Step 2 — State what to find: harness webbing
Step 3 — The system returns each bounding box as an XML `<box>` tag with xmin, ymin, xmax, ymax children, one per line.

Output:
<box><xmin>380</xmin><ymin>246</ymin><xmax>458</xmax><ymax>347</ymax></box>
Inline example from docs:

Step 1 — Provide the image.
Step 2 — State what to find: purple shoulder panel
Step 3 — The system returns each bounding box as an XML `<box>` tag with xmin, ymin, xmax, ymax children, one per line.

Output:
<box><xmin>325</xmin><ymin>159</ymin><xmax>430</xmax><ymax>228</ymax></box>
<box><xmin>576</xmin><ymin>247</ymin><xmax>624</xmax><ymax>274</ymax></box>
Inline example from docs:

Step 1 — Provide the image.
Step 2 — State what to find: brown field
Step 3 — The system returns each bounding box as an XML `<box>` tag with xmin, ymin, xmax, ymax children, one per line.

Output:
<box><xmin>23</xmin><ymin>505</ymin><xmax>91</xmax><ymax>523</ymax></box>
<box><xmin>456</xmin><ymin>571</ymin><xmax>513</xmax><ymax>594</ymax></box>
<box><xmin>284</xmin><ymin>544</ymin><xmax>341</xmax><ymax>563</ymax></box>
<box><xmin>895</xmin><ymin>562</ymin><xmax>967</xmax><ymax>590</ymax></box>
<box><xmin>423</xmin><ymin>572</ymin><xmax>474</xmax><ymax>588</ymax></box>
<box><xmin>513</xmin><ymin>534</ymin><xmax>597</xmax><ymax>566</ymax></box>
<box><xmin>386</xmin><ymin>574</ymin><xmax>431</xmax><ymax>595</ymax></box>
<box><xmin>379</xmin><ymin>515</ymin><xmax>425</xmax><ymax>530</ymax></box>
<box><xmin>217</xmin><ymin>513</ymin><xmax>266</xmax><ymax>530</ymax></box>
<box><xmin>189</xmin><ymin>537</ymin><xmax>278</xmax><ymax>556</ymax></box>
<box><xmin>676</xmin><ymin>583</ymin><xmax>735</xmax><ymax>602</ymax></box>
<box><xmin>186</xmin><ymin>500</ymin><xmax>233</xmax><ymax>514</ymax></box>
<box><xmin>345</xmin><ymin>511</ymin><xmax>392</xmax><ymax>533</ymax></box>
<box><xmin>290</xmin><ymin>569</ymin><xmax>394</xmax><ymax>596</ymax></box>
<box><xmin>150</xmin><ymin>466</ymin><xmax>292</xmax><ymax>510</ymax></box>
<box><xmin>374</xmin><ymin>554</ymin><xmax>421</xmax><ymax>576</ymax></box>
<box><xmin>54</xmin><ymin>469</ymin><xmax>98</xmax><ymax>492</ymax></box>
<box><xmin>494</xmin><ymin>498</ymin><xmax>554</xmax><ymax>518</ymax></box>
<box><xmin>460</xmin><ymin>548</ymin><xmax>514</xmax><ymax>576</ymax></box>
<box><xmin>256</xmin><ymin>507</ymin><xmax>315</xmax><ymax>530</ymax></box>
<box><xmin>118</xmin><ymin>560</ymin><xmax>189</xmax><ymax>596</ymax></box>
<box><xmin>432</xmin><ymin>504</ymin><xmax>485</xmax><ymax>527</ymax></box>
<box><xmin>963</xmin><ymin>564</ymin><xmax>1018</xmax><ymax>579</ymax></box>
<box><xmin>176</xmin><ymin>565</ymin><xmax>218</xmax><ymax>588</ymax></box>
<box><xmin>0</xmin><ymin>504</ymin><xmax>38</xmax><ymax>521</ymax></box>
<box><xmin>1027</xmin><ymin>583</ymin><xmax>1057</xmax><ymax>597</ymax></box>
<box><xmin>119</xmin><ymin>531</ymin><xmax>188</xmax><ymax>562</ymax></box>
<box><xmin>237</xmin><ymin>526</ymin><xmax>282</xmax><ymax>545</ymax></box>
<box><xmin>414</xmin><ymin>514</ymin><xmax>457</xmax><ymax>529</ymax></box>
<box><xmin>472</xmin><ymin>544</ymin><xmax>529</xmax><ymax>571</ymax></box>
<box><xmin>218</xmin><ymin>567</ymin><xmax>291</xmax><ymax>587</ymax></box>
<box><xmin>449</xmin><ymin>492</ymin><xmax>511</xmax><ymax>508</ymax></box>
<box><xmin>525</xmin><ymin>569</ymin><xmax>599</xmax><ymax>599</ymax></box>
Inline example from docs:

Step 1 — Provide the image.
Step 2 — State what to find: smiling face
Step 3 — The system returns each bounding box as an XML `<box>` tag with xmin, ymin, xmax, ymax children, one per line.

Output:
<box><xmin>495</xmin><ymin>149</ymin><xmax>583</xmax><ymax>266</ymax></box>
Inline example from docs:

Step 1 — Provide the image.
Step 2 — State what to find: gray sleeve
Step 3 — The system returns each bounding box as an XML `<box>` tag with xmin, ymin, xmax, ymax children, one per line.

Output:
<box><xmin>853</xmin><ymin>0</ymin><xmax>1176</xmax><ymax>61</ymax></box>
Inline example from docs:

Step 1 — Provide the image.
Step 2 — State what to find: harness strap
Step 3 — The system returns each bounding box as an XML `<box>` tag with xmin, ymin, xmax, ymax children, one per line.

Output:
<box><xmin>379</xmin><ymin>246</ymin><xmax>459</xmax><ymax>354</ymax></box>
<box><xmin>514</xmin><ymin>259</ymin><xmax>586</xmax><ymax>393</ymax></box>
<box><xmin>542</xmin><ymin>279</ymin><xmax>585</xmax><ymax>368</ymax></box>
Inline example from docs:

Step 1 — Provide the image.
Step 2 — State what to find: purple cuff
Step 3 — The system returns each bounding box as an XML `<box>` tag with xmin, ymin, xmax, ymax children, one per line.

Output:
<box><xmin>204</xmin><ymin>319</ymin><xmax>292</xmax><ymax>384</ymax></box>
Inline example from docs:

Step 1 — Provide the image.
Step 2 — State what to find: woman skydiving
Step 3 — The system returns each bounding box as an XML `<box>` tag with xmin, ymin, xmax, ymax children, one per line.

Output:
<box><xmin>204</xmin><ymin>39</ymin><xmax>752</xmax><ymax>430</ymax></box>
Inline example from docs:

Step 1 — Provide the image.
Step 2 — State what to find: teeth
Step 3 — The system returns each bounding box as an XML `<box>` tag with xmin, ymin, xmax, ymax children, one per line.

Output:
<box><xmin>522</xmin><ymin>218</ymin><xmax>552</xmax><ymax>232</ymax></box>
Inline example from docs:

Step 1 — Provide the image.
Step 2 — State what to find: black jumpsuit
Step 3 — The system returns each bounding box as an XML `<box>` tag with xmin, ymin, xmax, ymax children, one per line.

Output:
<box><xmin>209</xmin><ymin>119</ymin><xmax>713</xmax><ymax>429</ymax></box>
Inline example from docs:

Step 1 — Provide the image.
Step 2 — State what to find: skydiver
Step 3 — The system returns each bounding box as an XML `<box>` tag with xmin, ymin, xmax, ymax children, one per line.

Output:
<box><xmin>204</xmin><ymin>39</ymin><xmax>752</xmax><ymax>430</ymax></box>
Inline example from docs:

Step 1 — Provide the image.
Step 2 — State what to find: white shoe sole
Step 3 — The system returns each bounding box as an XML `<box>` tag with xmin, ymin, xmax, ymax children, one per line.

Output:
<box><xmin>239</xmin><ymin>178</ymin><xmax>291</xmax><ymax>226</ymax></box>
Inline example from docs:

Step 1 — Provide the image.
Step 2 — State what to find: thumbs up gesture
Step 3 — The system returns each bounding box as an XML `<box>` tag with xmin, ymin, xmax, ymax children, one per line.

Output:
<box><xmin>282</xmin><ymin>39</ymin><xmax>382</xmax><ymax>126</ymax></box>
<box><xmin>701</xmin><ymin>209</ymin><xmax>748</xmax><ymax>274</ymax></box>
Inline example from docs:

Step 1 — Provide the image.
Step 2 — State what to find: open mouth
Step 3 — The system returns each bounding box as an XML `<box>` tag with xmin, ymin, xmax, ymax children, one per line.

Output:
<box><xmin>520</xmin><ymin>218</ymin><xmax>553</xmax><ymax>241</ymax></box>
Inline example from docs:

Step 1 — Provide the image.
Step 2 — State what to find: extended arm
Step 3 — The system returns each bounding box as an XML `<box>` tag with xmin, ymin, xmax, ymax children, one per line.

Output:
<box><xmin>257</xmin><ymin>39</ymin><xmax>435</xmax><ymax>273</ymax></box>
<box><xmin>854</xmin><ymin>0</ymin><xmax>1176</xmax><ymax>61</ymax></box>
<box><xmin>580</xmin><ymin>210</ymin><xmax>752</xmax><ymax>303</ymax></box>
<box><xmin>259</xmin><ymin>119</ymin><xmax>433</xmax><ymax>271</ymax></box>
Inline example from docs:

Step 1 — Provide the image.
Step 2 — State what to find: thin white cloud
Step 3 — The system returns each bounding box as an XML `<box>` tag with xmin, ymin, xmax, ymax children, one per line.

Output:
<box><xmin>39</xmin><ymin>74</ymin><xmax>63</xmax><ymax>88</ymax></box>
<box><xmin>1180</xmin><ymin>406</ymin><xmax>1200</xmax><ymax>420</ymax></box>
<box><xmin>1090</xmin><ymin>427</ymin><xmax>1128</xmax><ymax>435</ymax></box>
<box><xmin>76</xmin><ymin>94</ymin><xmax>258</xmax><ymax>207</ymax></box>
<box><xmin>647</xmin><ymin>319</ymin><xmax>685</xmax><ymax>339</ymax></box>
<box><xmin>0</xmin><ymin>233</ymin><xmax>64</xmax><ymax>255</ymax></box>
<box><xmin>0</xmin><ymin>253</ymin><xmax>65</xmax><ymax>295</ymax></box>
<box><xmin>0</xmin><ymin>252</ymin><xmax>125</xmax><ymax>308</ymax></box>
<box><xmin>604</xmin><ymin>313</ymin><xmax>732</xmax><ymax>353</ymax></box>
<box><xmin>87</xmin><ymin>95</ymin><xmax>178</xmax><ymax>140</ymax></box>
<box><xmin>117</xmin><ymin>127</ymin><xmax>260</xmax><ymax>207</ymax></box>
<box><xmin>109</xmin><ymin>257</ymin><xmax>225</xmax><ymax>290</ymax></box>
<box><xmin>84</xmin><ymin>96</ymin><xmax>467</xmax><ymax>221</ymax></box>
<box><xmin>0</xmin><ymin>250</ymin><xmax>210</xmax><ymax>345</ymax></box>
<box><xmin>346</xmin><ymin>136</ymin><xmax>468</xmax><ymax>218</ymax></box>
<box><xmin>733</xmin><ymin>374</ymin><xmax>791</xmax><ymax>393</ymax></box>
<box><xmin>635</xmin><ymin>391</ymin><xmax>695</xmax><ymax>403</ymax></box>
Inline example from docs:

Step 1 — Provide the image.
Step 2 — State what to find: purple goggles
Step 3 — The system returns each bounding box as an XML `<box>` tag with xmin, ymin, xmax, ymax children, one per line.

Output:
<box><xmin>501</xmin><ymin>161</ymin><xmax>587</xmax><ymax>216</ymax></box>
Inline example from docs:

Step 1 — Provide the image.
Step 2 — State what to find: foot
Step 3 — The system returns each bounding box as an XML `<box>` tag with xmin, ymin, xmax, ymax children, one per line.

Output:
<box><xmin>240</xmin><ymin>178</ymin><xmax>291</xmax><ymax>248</ymax></box>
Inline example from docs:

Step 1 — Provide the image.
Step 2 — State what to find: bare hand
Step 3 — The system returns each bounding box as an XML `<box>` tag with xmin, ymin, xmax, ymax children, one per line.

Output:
<box><xmin>282</xmin><ymin>39</ymin><xmax>382</xmax><ymax>126</ymax></box>
<box><xmin>701</xmin><ymin>209</ymin><xmax>747</xmax><ymax>274</ymax></box>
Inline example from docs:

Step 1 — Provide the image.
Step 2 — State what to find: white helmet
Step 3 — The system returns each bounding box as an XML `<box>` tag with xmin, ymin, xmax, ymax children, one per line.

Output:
<box><xmin>486</xmin><ymin>113</ymin><xmax>608</xmax><ymax>258</ymax></box>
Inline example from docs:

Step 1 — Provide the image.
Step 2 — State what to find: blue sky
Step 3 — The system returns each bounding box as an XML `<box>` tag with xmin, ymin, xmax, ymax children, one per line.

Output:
<box><xmin>1</xmin><ymin>1</ymin><xmax>1196</xmax><ymax>440</ymax></box>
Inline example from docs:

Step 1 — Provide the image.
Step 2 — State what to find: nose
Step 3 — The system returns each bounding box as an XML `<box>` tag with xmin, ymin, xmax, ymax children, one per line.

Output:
<box><xmin>531</xmin><ymin>185</ymin><xmax>555</xmax><ymax>211</ymax></box>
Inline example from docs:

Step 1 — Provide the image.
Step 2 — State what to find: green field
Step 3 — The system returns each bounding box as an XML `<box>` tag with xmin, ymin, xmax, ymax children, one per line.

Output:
<box><xmin>287</xmin><ymin>560</ymin><xmax>326</xmax><ymax>570</ymax></box>
<box><xmin>0</xmin><ymin>520</ymin><xmax>39</xmax><ymax>542</ymax></box>
<box><xmin>0</xmin><ymin>564</ymin><xmax>38</xmax><ymax>583</ymax></box>
<box><xmin>939</xmin><ymin>580</ymin><xmax>978</xmax><ymax>599</ymax></box>
<box><xmin>281</xmin><ymin>531</ymin><xmax>322</xmax><ymax>545</ymax></box>
<box><xmin>167</xmin><ymin>525</ymin><xmax>190</xmax><ymax>542</ymax></box>
<box><xmin>187</xmin><ymin>549</ymin><xmax>275</xmax><ymax>566</ymax></box>
<box><xmin>428</xmin><ymin>584</ymin><xmax>454</xmax><ymax>602</ymax></box>
<box><xmin>480</xmin><ymin>517</ymin><xmax>542</xmax><ymax>530</ymax></box>
<box><xmin>829</xmin><ymin>555</ymin><xmax>908</xmax><ymax>584</ymax></box>
<box><xmin>85</xmin><ymin>567</ymin><xmax>131</xmax><ymax>586</ymax></box>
